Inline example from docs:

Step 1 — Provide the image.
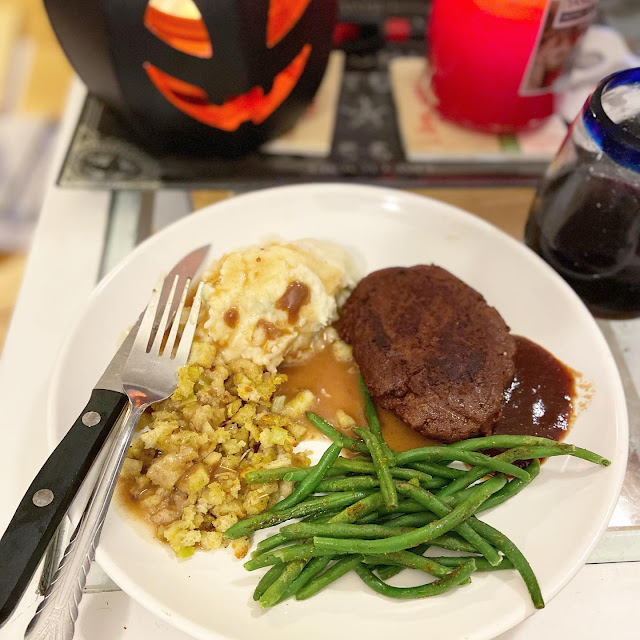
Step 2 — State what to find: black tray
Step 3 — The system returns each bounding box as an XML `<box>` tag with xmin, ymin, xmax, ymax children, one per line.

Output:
<box><xmin>57</xmin><ymin>3</ymin><xmax>546</xmax><ymax>191</ymax></box>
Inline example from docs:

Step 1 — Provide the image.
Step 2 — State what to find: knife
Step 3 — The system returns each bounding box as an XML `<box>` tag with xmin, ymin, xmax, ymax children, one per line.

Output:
<box><xmin>0</xmin><ymin>244</ymin><xmax>210</xmax><ymax>627</ymax></box>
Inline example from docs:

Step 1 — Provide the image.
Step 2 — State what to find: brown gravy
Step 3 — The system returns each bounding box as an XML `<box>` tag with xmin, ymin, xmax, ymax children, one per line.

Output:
<box><xmin>257</xmin><ymin>319</ymin><xmax>283</xmax><ymax>341</ymax></box>
<box><xmin>223</xmin><ymin>307</ymin><xmax>239</xmax><ymax>328</ymax></box>
<box><xmin>116</xmin><ymin>480</ymin><xmax>156</xmax><ymax>531</ymax></box>
<box><xmin>276</xmin><ymin>281</ymin><xmax>310</xmax><ymax>324</ymax></box>
<box><xmin>493</xmin><ymin>336</ymin><xmax>574</xmax><ymax>441</ymax></box>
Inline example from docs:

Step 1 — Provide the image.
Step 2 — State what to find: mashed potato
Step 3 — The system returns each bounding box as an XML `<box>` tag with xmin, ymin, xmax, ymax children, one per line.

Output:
<box><xmin>199</xmin><ymin>240</ymin><xmax>355</xmax><ymax>371</ymax></box>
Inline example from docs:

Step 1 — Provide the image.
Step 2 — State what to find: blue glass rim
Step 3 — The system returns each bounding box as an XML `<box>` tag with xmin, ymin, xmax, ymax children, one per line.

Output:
<box><xmin>582</xmin><ymin>67</ymin><xmax>640</xmax><ymax>172</ymax></box>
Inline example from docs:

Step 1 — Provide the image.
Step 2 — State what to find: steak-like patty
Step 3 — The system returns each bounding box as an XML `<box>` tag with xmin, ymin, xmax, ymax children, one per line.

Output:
<box><xmin>339</xmin><ymin>266</ymin><xmax>516</xmax><ymax>443</ymax></box>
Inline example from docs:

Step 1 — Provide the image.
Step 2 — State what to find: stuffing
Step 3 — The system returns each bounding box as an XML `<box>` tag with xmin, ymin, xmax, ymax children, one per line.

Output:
<box><xmin>121</xmin><ymin>347</ymin><xmax>312</xmax><ymax>558</ymax></box>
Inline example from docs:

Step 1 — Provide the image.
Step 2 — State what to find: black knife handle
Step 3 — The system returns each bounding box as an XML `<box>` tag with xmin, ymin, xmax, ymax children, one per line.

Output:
<box><xmin>0</xmin><ymin>388</ymin><xmax>128</xmax><ymax>627</ymax></box>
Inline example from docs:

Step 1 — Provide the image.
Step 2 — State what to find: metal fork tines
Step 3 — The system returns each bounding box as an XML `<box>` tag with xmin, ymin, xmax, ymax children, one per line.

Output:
<box><xmin>25</xmin><ymin>276</ymin><xmax>204</xmax><ymax>640</ymax></box>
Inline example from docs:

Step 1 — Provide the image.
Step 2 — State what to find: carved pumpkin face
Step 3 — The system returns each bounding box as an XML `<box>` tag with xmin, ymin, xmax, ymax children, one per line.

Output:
<box><xmin>44</xmin><ymin>0</ymin><xmax>336</xmax><ymax>155</ymax></box>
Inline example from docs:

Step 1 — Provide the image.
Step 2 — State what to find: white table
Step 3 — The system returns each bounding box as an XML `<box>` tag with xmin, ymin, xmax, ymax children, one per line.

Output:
<box><xmin>1</xmin><ymin>80</ymin><xmax>639</xmax><ymax>640</ymax></box>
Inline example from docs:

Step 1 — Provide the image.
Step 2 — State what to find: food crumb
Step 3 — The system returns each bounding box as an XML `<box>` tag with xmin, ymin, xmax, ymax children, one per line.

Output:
<box><xmin>336</xmin><ymin>409</ymin><xmax>356</xmax><ymax>430</ymax></box>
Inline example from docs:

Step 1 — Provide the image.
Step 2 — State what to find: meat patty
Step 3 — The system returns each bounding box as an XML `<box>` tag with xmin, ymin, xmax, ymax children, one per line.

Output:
<box><xmin>338</xmin><ymin>266</ymin><xmax>516</xmax><ymax>443</ymax></box>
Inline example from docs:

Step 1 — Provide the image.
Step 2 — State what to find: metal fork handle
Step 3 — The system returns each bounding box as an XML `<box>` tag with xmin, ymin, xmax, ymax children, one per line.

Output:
<box><xmin>25</xmin><ymin>402</ymin><xmax>144</xmax><ymax>640</ymax></box>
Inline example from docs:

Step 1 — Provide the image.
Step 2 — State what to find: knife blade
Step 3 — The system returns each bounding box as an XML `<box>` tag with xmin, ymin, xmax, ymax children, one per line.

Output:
<box><xmin>0</xmin><ymin>244</ymin><xmax>210</xmax><ymax>627</ymax></box>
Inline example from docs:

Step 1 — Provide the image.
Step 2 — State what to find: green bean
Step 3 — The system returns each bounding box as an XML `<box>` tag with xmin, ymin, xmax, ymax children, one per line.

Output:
<box><xmin>381</xmin><ymin>497</ymin><xmax>482</xmax><ymax>517</ymax></box>
<box><xmin>331</xmin><ymin>457</ymin><xmax>377</xmax><ymax>474</ymax></box>
<box><xmin>224</xmin><ymin>491</ymin><xmax>370</xmax><ymax>539</ymax></box>
<box><xmin>301</xmin><ymin>510</ymin><xmax>344</xmax><ymax>523</ymax></box>
<box><xmin>381</xmin><ymin>499</ymin><xmax>430</xmax><ymax>515</ymax></box>
<box><xmin>315</xmin><ymin>476</ymin><xmax>382</xmax><ymax>492</ymax></box>
<box><xmin>562</xmin><ymin>445</ymin><xmax>611</xmax><ymax>466</ymax></box>
<box><xmin>244</xmin><ymin>466</ymin><xmax>308</xmax><ymax>484</ymax></box>
<box><xmin>254</xmin><ymin>533</ymin><xmax>289</xmax><ymax>557</ymax></box>
<box><xmin>328</xmin><ymin>492</ymin><xmax>386</xmax><ymax>524</ymax></box>
<box><xmin>393</xmin><ymin>471</ymin><xmax>447</xmax><ymax>490</ymax></box>
<box><xmin>296</xmin><ymin>555</ymin><xmax>364</xmax><ymax>600</ymax></box>
<box><xmin>358</xmin><ymin>373</ymin><xmax>383</xmax><ymax>439</ymax></box>
<box><xmin>313</xmin><ymin>475</ymin><xmax>505</xmax><ymax>555</ymax></box>
<box><xmin>259</xmin><ymin>560</ymin><xmax>307</xmax><ymax>608</ymax></box>
<box><xmin>330</xmin><ymin>457</ymin><xmax>394</xmax><ymax>474</ymax></box>
<box><xmin>382</xmin><ymin>512</ymin><xmax>438</xmax><ymax>527</ymax></box>
<box><xmin>375</xmin><ymin>566</ymin><xmax>402</xmax><ymax>581</ymax></box>
<box><xmin>385</xmin><ymin>514</ymin><xmax>478</xmax><ymax>552</ymax></box>
<box><xmin>379</xmin><ymin>519</ymin><xmax>478</xmax><ymax>552</ymax></box>
<box><xmin>437</xmin><ymin>446</ymin><xmax>557</xmax><ymax>498</ymax></box>
<box><xmin>406</xmin><ymin>461</ymin><xmax>467</xmax><ymax>480</ymax></box>
<box><xmin>306</xmin><ymin>412</ymin><xmax>368</xmax><ymax>453</ymax></box>
<box><xmin>380</xmin><ymin>499</ymin><xmax>478</xmax><ymax>523</ymax></box>
<box><xmin>281</xmin><ymin>556</ymin><xmax>333</xmax><ymax>600</ymax></box>
<box><xmin>272</xmin><ymin>443</ymin><xmax>342</xmax><ymax>512</ymax></box>
<box><xmin>244</xmin><ymin>543</ymin><xmax>337</xmax><ymax>570</ymax></box>
<box><xmin>434</xmin><ymin>556</ymin><xmax>514</xmax><ymax>572</ymax></box>
<box><xmin>280</xmin><ymin>522</ymin><xmax>415</xmax><ymax>541</ymax></box>
<box><xmin>429</xmin><ymin>533</ymin><xmax>480</xmax><ymax>553</ymax></box>
<box><xmin>396</xmin><ymin>447</ymin><xmax>530</xmax><ymax>482</ymax></box>
<box><xmin>357</xmin><ymin>512</ymin><xmax>383</xmax><ymax>524</ymax></box>
<box><xmin>395</xmin><ymin>482</ymin><xmax>501</xmax><ymax>566</ymax></box>
<box><xmin>468</xmin><ymin>519</ymin><xmax>544</xmax><ymax>609</ymax></box>
<box><xmin>355</xmin><ymin>560</ymin><xmax>476</xmax><ymax>599</ymax></box>
<box><xmin>375</xmin><ymin>543</ymin><xmax>431</xmax><ymax>581</ymax></box>
<box><xmin>333</xmin><ymin>457</ymin><xmax>447</xmax><ymax>489</ymax></box>
<box><xmin>477</xmin><ymin>459</ymin><xmax>541</xmax><ymax>512</ymax></box>
<box><xmin>245</xmin><ymin>465</ymin><xmax>344</xmax><ymax>484</ymax></box>
<box><xmin>449</xmin><ymin>435</ymin><xmax>611</xmax><ymax>466</ymax></box>
<box><xmin>361</xmin><ymin>550</ymin><xmax>451</xmax><ymax>577</ymax></box>
<box><xmin>253</xmin><ymin>563</ymin><xmax>285</xmax><ymax>601</ymax></box>
<box><xmin>355</xmin><ymin>427</ymin><xmax>398</xmax><ymax>510</ymax></box>
<box><xmin>282</xmin><ymin>468</ymin><xmax>343</xmax><ymax>482</ymax></box>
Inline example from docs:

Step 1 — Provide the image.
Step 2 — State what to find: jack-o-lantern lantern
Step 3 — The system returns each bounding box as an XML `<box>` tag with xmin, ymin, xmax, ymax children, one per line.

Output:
<box><xmin>44</xmin><ymin>0</ymin><xmax>337</xmax><ymax>155</ymax></box>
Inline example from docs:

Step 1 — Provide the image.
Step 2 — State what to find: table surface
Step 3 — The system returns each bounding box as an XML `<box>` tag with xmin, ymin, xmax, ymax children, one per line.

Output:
<box><xmin>0</xmin><ymin>80</ymin><xmax>639</xmax><ymax>640</ymax></box>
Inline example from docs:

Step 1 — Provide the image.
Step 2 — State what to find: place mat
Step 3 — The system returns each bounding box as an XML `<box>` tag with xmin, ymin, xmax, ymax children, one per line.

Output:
<box><xmin>389</xmin><ymin>57</ymin><xmax>568</xmax><ymax>162</ymax></box>
<box><xmin>262</xmin><ymin>51</ymin><xmax>345</xmax><ymax>158</ymax></box>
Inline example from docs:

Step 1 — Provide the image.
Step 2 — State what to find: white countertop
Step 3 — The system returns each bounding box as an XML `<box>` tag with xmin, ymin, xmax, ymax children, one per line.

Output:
<box><xmin>0</xmin><ymin>80</ymin><xmax>638</xmax><ymax>640</ymax></box>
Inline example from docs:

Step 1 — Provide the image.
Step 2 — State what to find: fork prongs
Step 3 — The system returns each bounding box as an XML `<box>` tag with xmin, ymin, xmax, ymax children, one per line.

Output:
<box><xmin>134</xmin><ymin>276</ymin><xmax>165</xmax><ymax>354</ymax></box>
<box><xmin>173</xmin><ymin>281</ymin><xmax>204</xmax><ymax>363</ymax></box>
<box><xmin>150</xmin><ymin>275</ymin><xmax>179</xmax><ymax>356</ymax></box>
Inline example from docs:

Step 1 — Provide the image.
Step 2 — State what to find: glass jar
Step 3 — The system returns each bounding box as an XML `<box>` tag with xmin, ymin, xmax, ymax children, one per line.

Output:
<box><xmin>429</xmin><ymin>0</ymin><xmax>553</xmax><ymax>133</ymax></box>
<box><xmin>525</xmin><ymin>67</ymin><xmax>640</xmax><ymax>318</ymax></box>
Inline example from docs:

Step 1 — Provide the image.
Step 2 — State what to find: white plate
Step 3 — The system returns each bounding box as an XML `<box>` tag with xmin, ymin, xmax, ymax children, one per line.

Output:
<box><xmin>48</xmin><ymin>184</ymin><xmax>628</xmax><ymax>640</ymax></box>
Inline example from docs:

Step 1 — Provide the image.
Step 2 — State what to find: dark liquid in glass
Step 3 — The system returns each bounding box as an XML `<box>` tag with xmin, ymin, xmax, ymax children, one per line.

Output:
<box><xmin>525</xmin><ymin>135</ymin><xmax>640</xmax><ymax>318</ymax></box>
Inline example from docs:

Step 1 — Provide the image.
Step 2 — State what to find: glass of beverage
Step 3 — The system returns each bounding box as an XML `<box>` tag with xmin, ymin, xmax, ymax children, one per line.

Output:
<box><xmin>525</xmin><ymin>67</ymin><xmax>640</xmax><ymax>318</ymax></box>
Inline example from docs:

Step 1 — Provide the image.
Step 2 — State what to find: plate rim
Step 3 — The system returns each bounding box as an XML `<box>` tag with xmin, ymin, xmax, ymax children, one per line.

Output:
<box><xmin>46</xmin><ymin>183</ymin><xmax>629</xmax><ymax>640</ymax></box>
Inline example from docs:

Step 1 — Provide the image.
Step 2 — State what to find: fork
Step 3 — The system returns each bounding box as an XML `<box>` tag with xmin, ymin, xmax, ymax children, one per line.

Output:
<box><xmin>25</xmin><ymin>275</ymin><xmax>204</xmax><ymax>640</ymax></box>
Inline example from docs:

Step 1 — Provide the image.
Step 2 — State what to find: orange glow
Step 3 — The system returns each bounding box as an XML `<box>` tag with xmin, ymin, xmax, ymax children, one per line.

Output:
<box><xmin>473</xmin><ymin>0</ymin><xmax>546</xmax><ymax>20</ymax></box>
<box><xmin>144</xmin><ymin>5</ymin><xmax>212</xmax><ymax>58</ymax></box>
<box><xmin>267</xmin><ymin>0</ymin><xmax>312</xmax><ymax>48</ymax></box>
<box><xmin>144</xmin><ymin>44</ymin><xmax>311</xmax><ymax>131</ymax></box>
